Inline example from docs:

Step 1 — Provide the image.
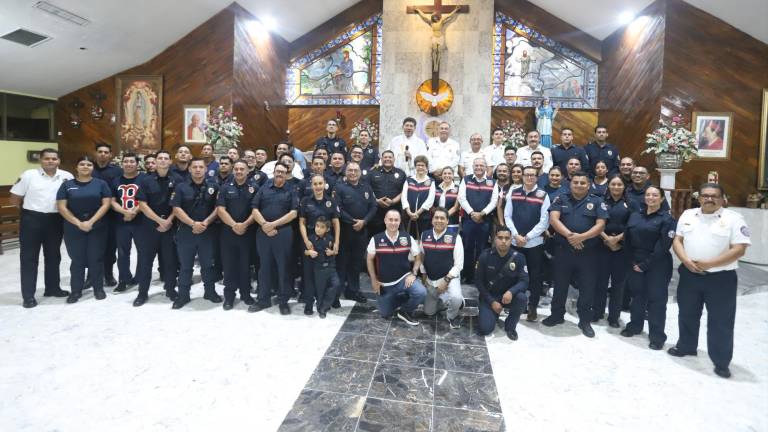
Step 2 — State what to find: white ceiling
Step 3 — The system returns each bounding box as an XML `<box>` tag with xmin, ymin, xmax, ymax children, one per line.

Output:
<box><xmin>0</xmin><ymin>0</ymin><xmax>765</xmax><ymax>99</ymax></box>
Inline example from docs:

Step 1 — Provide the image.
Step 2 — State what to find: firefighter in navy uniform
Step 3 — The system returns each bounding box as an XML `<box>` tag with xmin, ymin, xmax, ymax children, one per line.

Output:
<box><xmin>457</xmin><ymin>157</ymin><xmax>498</xmax><ymax>284</ymax></box>
<box><xmin>216</xmin><ymin>160</ymin><xmax>259</xmax><ymax>310</ymax></box>
<box><xmin>584</xmin><ymin>125</ymin><xmax>621</xmax><ymax>176</ymax></box>
<box><xmin>475</xmin><ymin>227</ymin><xmax>529</xmax><ymax>340</ymax></box>
<box><xmin>314</xmin><ymin>118</ymin><xmax>348</xmax><ymax>158</ymax></box>
<box><xmin>249</xmin><ymin>162</ymin><xmax>299</xmax><ymax>315</ymax></box>
<box><xmin>503</xmin><ymin>166</ymin><xmax>550</xmax><ymax>322</ymax></box>
<box><xmin>90</xmin><ymin>142</ymin><xmax>123</xmax><ymax>287</ymax></box>
<box><xmin>669</xmin><ymin>183</ymin><xmax>751</xmax><ymax>379</ymax></box>
<box><xmin>369</xmin><ymin>150</ymin><xmax>406</xmax><ymax>235</ymax></box>
<box><xmin>110</xmin><ymin>153</ymin><xmax>145</xmax><ymax>293</ymax></box>
<box><xmin>542</xmin><ymin>171</ymin><xmax>608</xmax><ymax>338</ymax></box>
<box><xmin>357</xmin><ymin>130</ymin><xmax>379</xmax><ymax>170</ymax></box>
<box><xmin>621</xmin><ymin>186</ymin><xmax>676</xmax><ymax>350</ymax></box>
<box><xmin>170</xmin><ymin>158</ymin><xmax>222</xmax><ymax>309</ymax></box>
<box><xmin>134</xmin><ymin>150</ymin><xmax>179</xmax><ymax>306</ymax></box>
<box><xmin>335</xmin><ymin>162</ymin><xmax>377</xmax><ymax>304</ymax></box>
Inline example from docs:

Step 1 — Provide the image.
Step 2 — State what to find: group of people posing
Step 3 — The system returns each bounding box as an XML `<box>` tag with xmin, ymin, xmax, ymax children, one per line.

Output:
<box><xmin>11</xmin><ymin>116</ymin><xmax>750</xmax><ymax>378</ymax></box>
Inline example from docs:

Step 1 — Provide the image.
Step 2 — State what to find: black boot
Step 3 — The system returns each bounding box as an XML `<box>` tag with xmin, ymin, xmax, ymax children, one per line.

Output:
<box><xmin>133</xmin><ymin>292</ymin><xmax>148</xmax><ymax>307</ymax></box>
<box><xmin>94</xmin><ymin>288</ymin><xmax>107</xmax><ymax>300</ymax></box>
<box><xmin>67</xmin><ymin>291</ymin><xmax>82</xmax><ymax>304</ymax></box>
<box><xmin>203</xmin><ymin>288</ymin><xmax>222</xmax><ymax>303</ymax></box>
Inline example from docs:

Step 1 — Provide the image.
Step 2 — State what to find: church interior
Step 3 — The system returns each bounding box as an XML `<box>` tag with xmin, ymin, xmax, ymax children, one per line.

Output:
<box><xmin>1</xmin><ymin>0</ymin><xmax>767</xmax><ymax>430</ymax></box>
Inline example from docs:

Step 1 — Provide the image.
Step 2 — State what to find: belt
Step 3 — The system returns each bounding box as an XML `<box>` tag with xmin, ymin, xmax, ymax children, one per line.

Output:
<box><xmin>22</xmin><ymin>209</ymin><xmax>59</xmax><ymax>216</ymax></box>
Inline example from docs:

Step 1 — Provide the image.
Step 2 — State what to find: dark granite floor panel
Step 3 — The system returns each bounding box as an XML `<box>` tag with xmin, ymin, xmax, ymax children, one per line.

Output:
<box><xmin>387</xmin><ymin>316</ymin><xmax>438</xmax><ymax>340</ymax></box>
<box><xmin>432</xmin><ymin>407</ymin><xmax>505</xmax><ymax>432</ymax></box>
<box><xmin>357</xmin><ymin>398</ymin><xmax>433</xmax><ymax>432</ymax></box>
<box><xmin>435</xmin><ymin>315</ymin><xmax>486</xmax><ymax>346</ymax></box>
<box><xmin>433</xmin><ymin>369</ymin><xmax>502</xmax><ymax>413</ymax></box>
<box><xmin>368</xmin><ymin>363</ymin><xmax>435</xmax><ymax>404</ymax></box>
<box><xmin>340</xmin><ymin>313</ymin><xmax>392</xmax><ymax>336</ymax></box>
<box><xmin>325</xmin><ymin>332</ymin><xmax>386</xmax><ymax>362</ymax></box>
<box><xmin>379</xmin><ymin>337</ymin><xmax>436</xmax><ymax>369</ymax></box>
<box><xmin>278</xmin><ymin>389</ymin><xmax>364</xmax><ymax>432</ymax></box>
<box><xmin>435</xmin><ymin>343</ymin><xmax>493</xmax><ymax>374</ymax></box>
<box><xmin>305</xmin><ymin>357</ymin><xmax>377</xmax><ymax>396</ymax></box>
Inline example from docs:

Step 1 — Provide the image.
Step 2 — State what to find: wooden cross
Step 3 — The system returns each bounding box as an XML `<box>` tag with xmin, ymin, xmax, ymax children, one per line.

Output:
<box><xmin>407</xmin><ymin>0</ymin><xmax>469</xmax><ymax>104</ymax></box>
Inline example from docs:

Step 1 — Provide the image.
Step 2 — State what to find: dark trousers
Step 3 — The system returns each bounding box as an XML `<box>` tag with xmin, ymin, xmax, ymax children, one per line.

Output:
<box><xmin>256</xmin><ymin>226</ymin><xmax>293</xmax><ymax>306</ymax></box>
<box><xmin>176</xmin><ymin>227</ymin><xmax>215</xmax><ymax>298</ymax></box>
<box><xmin>313</xmin><ymin>265</ymin><xmax>340</xmax><ymax>312</ymax></box>
<box><xmin>514</xmin><ymin>244</ymin><xmax>545</xmax><ymax>310</ymax></box>
<box><xmin>19</xmin><ymin>210</ymin><xmax>63</xmax><ymax>300</ymax></box>
<box><xmin>676</xmin><ymin>267</ymin><xmax>737</xmax><ymax>368</ymax></box>
<box><xmin>338</xmin><ymin>224</ymin><xmax>368</xmax><ymax>297</ymax></box>
<box><xmin>550</xmin><ymin>245</ymin><xmax>597</xmax><ymax>322</ymax></box>
<box><xmin>136</xmin><ymin>221</ymin><xmax>177</xmax><ymax>294</ymax></box>
<box><xmin>594</xmin><ymin>244</ymin><xmax>629</xmax><ymax>321</ymax></box>
<box><xmin>461</xmin><ymin>218</ymin><xmax>490</xmax><ymax>282</ymax></box>
<box><xmin>115</xmin><ymin>222</ymin><xmax>140</xmax><ymax>282</ymax></box>
<box><xmin>63</xmin><ymin>223</ymin><xmax>107</xmax><ymax>294</ymax></box>
<box><xmin>104</xmin><ymin>216</ymin><xmax>117</xmax><ymax>277</ymax></box>
<box><xmin>626</xmin><ymin>253</ymin><xmax>672</xmax><ymax>344</ymax></box>
<box><xmin>210</xmin><ymin>223</ymin><xmax>223</xmax><ymax>280</ymax></box>
<box><xmin>221</xmin><ymin>227</ymin><xmax>254</xmax><ymax>301</ymax></box>
<box><xmin>477</xmin><ymin>291</ymin><xmax>527</xmax><ymax>335</ymax></box>
<box><xmin>377</xmin><ymin>278</ymin><xmax>427</xmax><ymax>318</ymax></box>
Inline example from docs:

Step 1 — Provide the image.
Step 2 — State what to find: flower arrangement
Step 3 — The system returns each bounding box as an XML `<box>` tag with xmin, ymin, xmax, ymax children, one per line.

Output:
<box><xmin>642</xmin><ymin>116</ymin><xmax>698</xmax><ymax>162</ymax></box>
<box><xmin>206</xmin><ymin>106</ymin><xmax>244</xmax><ymax>153</ymax></box>
<box><xmin>500</xmin><ymin>120</ymin><xmax>526</xmax><ymax>148</ymax></box>
<box><xmin>111</xmin><ymin>151</ymin><xmax>145</xmax><ymax>171</ymax></box>
<box><xmin>349</xmin><ymin>117</ymin><xmax>379</xmax><ymax>144</ymax></box>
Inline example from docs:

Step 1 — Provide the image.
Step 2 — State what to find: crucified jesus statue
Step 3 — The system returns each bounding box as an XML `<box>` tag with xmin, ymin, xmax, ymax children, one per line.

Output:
<box><xmin>414</xmin><ymin>5</ymin><xmax>461</xmax><ymax>73</ymax></box>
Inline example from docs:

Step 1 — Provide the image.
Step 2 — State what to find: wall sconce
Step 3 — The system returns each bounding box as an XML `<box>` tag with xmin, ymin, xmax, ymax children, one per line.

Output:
<box><xmin>264</xmin><ymin>100</ymin><xmax>271</xmax><ymax>111</ymax></box>
<box><xmin>335</xmin><ymin>110</ymin><xmax>344</xmax><ymax>128</ymax></box>
<box><xmin>69</xmin><ymin>97</ymin><xmax>84</xmax><ymax>128</ymax></box>
<box><xmin>89</xmin><ymin>90</ymin><xmax>106</xmax><ymax>120</ymax></box>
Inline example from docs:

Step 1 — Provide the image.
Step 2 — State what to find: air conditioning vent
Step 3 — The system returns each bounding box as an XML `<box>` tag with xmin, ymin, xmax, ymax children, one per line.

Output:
<box><xmin>0</xmin><ymin>28</ymin><xmax>51</xmax><ymax>47</ymax></box>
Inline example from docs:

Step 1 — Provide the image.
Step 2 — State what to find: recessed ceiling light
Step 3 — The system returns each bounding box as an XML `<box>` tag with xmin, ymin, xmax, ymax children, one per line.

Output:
<box><xmin>618</xmin><ymin>11</ymin><xmax>634</xmax><ymax>24</ymax></box>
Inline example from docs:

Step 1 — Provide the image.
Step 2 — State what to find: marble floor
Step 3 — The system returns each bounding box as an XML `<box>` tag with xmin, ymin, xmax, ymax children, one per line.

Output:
<box><xmin>0</xmin><ymin>242</ymin><xmax>767</xmax><ymax>431</ymax></box>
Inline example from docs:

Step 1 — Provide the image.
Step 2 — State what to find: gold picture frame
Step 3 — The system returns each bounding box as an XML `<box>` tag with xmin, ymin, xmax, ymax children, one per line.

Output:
<box><xmin>692</xmin><ymin>111</ymin><xmax>733</xmax><ymax>160</ymax></box>
<box><xmin>183</xmin><ymin>105</ymin><xmax>209</xmax><ymax>144</ymax></box>
<box><xmin>759</xmin><ymin>89</ymin><xmax>768</xmax><ymax>190</ymax></box>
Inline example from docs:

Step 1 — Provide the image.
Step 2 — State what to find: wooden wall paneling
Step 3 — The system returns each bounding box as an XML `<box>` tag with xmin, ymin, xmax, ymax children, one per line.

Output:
<box><xmin>288</xmin><ymin>106</ymin><xmax>380</xmax><ymax>152</ymax></box>
<box><xmin>232</xmin><ymin>4</ymin><xmax>290</xmax><ymax>154</ymax></box>
<box><xmin>660</xmin><ymin>0</ymin><xmax>768</xmax><ymax>205</ymax></box>
<box><xmin>491</xmin><ymin>108</ymin><xmax>598</xmax><ymax>146</ymax></box>
<box><xmin>55</xmin><ymin>8</ymin><xmax>236</xmax><ymax>167</ymax></box>
<box><xmin>598</xmin><ymin>0</ymin><xmax>666</xmax><ymax>173</ymax></box>
<box><xmin>494</xmin><ymin>0</ymin><xmax>603</xmax><ymax>62</ymax></box>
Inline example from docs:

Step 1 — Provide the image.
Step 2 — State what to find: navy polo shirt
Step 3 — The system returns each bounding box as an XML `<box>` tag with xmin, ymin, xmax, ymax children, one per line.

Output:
<box><xmin>300</xmin><ymin>195</ymin><xmax>339</xmax><ymax>233</ymax></box>
<box><xmin>549</xmin><ymin>192</ymin><xmax>608</xmax><ymax>249</ymax></box>
<box><xmin>315</xmin><ymin>135</ymin><xmax>348</xmax><ymax>157</ymax></box>
<box><xmin>475</xmin><ymin>248</ymin><xmax>529</xmax><ymax>306</ymax></box>
<box><xmin>370</xmin><ymin>166</ymin><xmax>406</xmax><ymax>200</ymax></box>
<box><xmin>584</xmin><ymin>142</ymin><xmax>620</xmax><ymax>176</ymax></box>
<box><xmin>310</xmin><ymin>233</ymin><xmax>336</xmax><ymax>268</ymax></box>
<box><xmin>92</xmin><ymin>163</ymin><xmax>123</xmax><ymax>185</ymax></box>
<box><xmin>137</xmin><ymin>172</ymin><xmax>176</xmax><ymax>220</ymax></box>
<box><xmin>214</xmin><ymin>173</ymin><xmax>233</xmax><ymax>187</ymax></box>
<box><xmin>217</xmin><ymin>178</ymin><xmax>260</xmax><ymax>223</ymax></box>
<box><xmin>603</xmin><ymin>195</ymin><xmax>633</xmax><ymax>236</ymax></box>
<box><xmin>247</xmin><ymin>169</ymin><xmax>267</xmax><ymax>187</ymax></box>
<box><xmin>625</xmin><ymin>182</ymin><xmax>671</xmax><ymax>213</ymax></box>
<box><xmin>170</xmin><ymin>165</ymin><xmax>190</xmax><ymax>182</ymax></box>
<box><xmin>171</xmin><ymin>179</ymin><xmax>219</xmax><ymax>222</ymax></box>
<box><xmin>552</xmin><ymin>144</ymin><xmax>589</xmax><ymax>175</ymax></box>
<box><xmin>625</xmin><ymin>209</ymin><xmax>676</xmax><ymax>271</ymax></box>
<box><xmin>56</xmin><ymin>178</ymin><xmax>112</xmax><ymax>227</ymax></box>
<box><xmin>112</xmin><ymin>173</ymin><xmax>146</xmax><ymax>225</ymax></box>
<box><xmin>251</xmin><ymin>179</ymin><xmax>298</xmax><ymax>222</ymax></box>
<box><xmin>324</xmin><ymin>167</ymin><xmax>345</xmax><ymax>187</ymax></box>
<box><xmin>360</xmin><ymin>146</ymin><xmax>380</xmax><ymax>171</ymax></box>
<box><xmin>590</xmin><ymin>180</ymin><xmax>608</xmax><ymax>197</ymax></box>
<box><xmin>334</xmin><ymin>180</ymin><xmax>377</xmax><ymax>224</ymax></box>
<box><xmin>206</xmin><ymin>160</ymin><xmax>220</xmax><ymax>179</ymax></box>
<box><xmin>300</xmin><ymin>172</ymin><xmax>334</xmax><ymax>199</ymax></box>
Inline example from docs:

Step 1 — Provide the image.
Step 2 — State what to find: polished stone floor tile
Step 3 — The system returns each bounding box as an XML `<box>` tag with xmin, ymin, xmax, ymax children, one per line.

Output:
<box><xmin>380</xmin><ymin>337</ymin><xmax>435</xmax><ymax>368</ymax></box>
<box><xmin>278</xmin><ymin>389</ymin><xmax>364</xmax><ymax>432</ymax></box>
<box><xmin>351</xmin><ymin>302</ymin><xmax>380</xmax><ymax>315</ymax></box>
<box><xmin>435</xmin><ymin>342</ymin><xmax>493</xmax><ymax>374</ymax></box>
<box><xmin>387</xmin><ymin>316</ymin><xmax>437</xmax><ymax>341</ymax></box>
<box><xmin>325</xmin><ymin>332</ymin><xmax>386</xmax><ymax>362</ymax></box>
<box><xmin>433</xmin><ymin>406</ymin><xmax>505</xmax><ymax>432</ymax></box>
<box><xmin>339</xmin><ymin>313</ymin><xmax>391</xmax><ymax>336</ymax></box>
<box><xmin>368</xmin><ymin>363</ymin><xmax>435</xmax><ymax>404</ymax></box>
<box><xmin>305</xmin><ymin>357</ymin><xmax>377</xmax><ymax>396</ymax></box>
<box><xmin>435</xmin><ymin>315</ymin><xmax>487</xmax><ymax>346</ymax></box>
<box><xmin>357</xmin><ymin>397</ymin><xmax>432</xmax><ymax>432</ymax></box>
<box><xmin>433</xmin><ymin>369</ymin><xmax>501</xmax><ymax>413</ymax></box>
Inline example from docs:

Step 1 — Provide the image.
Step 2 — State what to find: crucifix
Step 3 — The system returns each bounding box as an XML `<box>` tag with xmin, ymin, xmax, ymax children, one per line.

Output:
<box><xmin>407</xmin><ymin>0</ymin><xmax>469</xmax><ymax>114</ymax></box>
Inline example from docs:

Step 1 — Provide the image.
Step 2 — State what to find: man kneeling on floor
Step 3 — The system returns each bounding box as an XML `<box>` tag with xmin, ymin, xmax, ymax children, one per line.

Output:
<box><xmin>476</xmin><ymin>227</ymin><xmax>529</xmax><ymax>340</ymax></box>
<box><xmin>367</xmin><ymin>209</ymin><xmax>427</xmax><ymax>325</ymax></box>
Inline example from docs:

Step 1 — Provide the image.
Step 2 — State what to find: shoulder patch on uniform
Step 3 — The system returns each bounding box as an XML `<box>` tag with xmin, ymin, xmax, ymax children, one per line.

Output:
<box><xmin>523</xmin><ymin>265</ymin><xmax>528</xmax><ymax>273</ymax></box>
<box><xmin>325</xmin><ymin>200</ymin><xmax>332</xmax><ymax>208</ymax></box>
<box><xmin>364</xmin><ymin>191</ymin><xmax>370</xmax><ymax>199</ymax></box>
<box><xmin>425</xmin><ymin>179</ymin><xmax>431</xmax><ymax>186</ymax></box>
<box><xmin>208</xmin><ymin>187</ymin><xmax>214</xmax><ymax>195</ymax></box>
<box><xmin>536</xmin><ymin>190</ymin><xmax>545</xmax><ymax>198</ymax></box>
<box><xmin>394</xmin><ymin>173</ymin><xmax>400</xmax><ymax>179</ymax></box>
<box><xmin>668</xmin><ymin>230</ymin><xmax>676</xmax><ymax>238</ymax></box>
<box><xmin>741</xmin><ymin>225</ymin><xmax>750</xmax><ymax>237</ymax></box>
<box><xmin>444</xmin><ymin>234</ymin><xmax>453</xmax><ymax>243</ymax></box>
<box><xmin>248</xmin><ymin>186</ymin><xmax>254</xmax><ymax>193</ymax></box>
<box><xmin>600</xmin><ymin>202</ymin><xmax>608</xmax><ymax>211</ymax></box>
<box><xmin>399</xmin><ymin>237</ymin><xmax>408</xmax><ymax>246</ymax></box>
<box><xmin>486</xmin><ymin>179</ymin><xmax>493</xmax><ymax>186</ymax></box>
<box><xmin>607</xmin><ymin>150</ymin><xmax>613</xmax><ymax>156</ymax></box>
<box><xmin>509</xmin><ymin>261</ymin><xmax>516</xmax><ymax>271</ymax></box>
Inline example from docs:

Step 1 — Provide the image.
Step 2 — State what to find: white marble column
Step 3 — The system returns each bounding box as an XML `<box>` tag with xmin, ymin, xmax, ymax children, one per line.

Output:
<box><xmin>380</xmin><ymin>0</ymin><xmax>493</xmax><ymax>151</ymax></box>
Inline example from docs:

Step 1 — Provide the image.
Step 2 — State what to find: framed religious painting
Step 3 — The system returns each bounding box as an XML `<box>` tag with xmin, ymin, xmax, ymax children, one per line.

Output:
<box><xmin>692</xmin><ymin>111</ymin><xmax>733</xmax><ymax>160</ymax></box>
<box><xmin>759</xmin><ymin>89</ymin><xmax>768</xmax><ymax>190</ymax></box>
<box><xmin>115</xmin><ymin>75</ymin><xmax>163</xmax><ymax>155</ymax></box>
<box><xmin>183</xmin><ymin>105</ymin><xmax>209</xmax><ymax>144</ymax></box>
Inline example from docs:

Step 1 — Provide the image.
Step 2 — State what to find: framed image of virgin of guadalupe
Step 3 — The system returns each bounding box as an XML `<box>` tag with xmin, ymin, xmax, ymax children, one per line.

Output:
<box><xmin>759</xmin><ymin>89</ymin><xmax>768</xmax><ymax>190</ymax></box>
<box><xmin>115</xmin><ymin>75</ymin><xmax>163</xmax><ymax>155</ymax></box>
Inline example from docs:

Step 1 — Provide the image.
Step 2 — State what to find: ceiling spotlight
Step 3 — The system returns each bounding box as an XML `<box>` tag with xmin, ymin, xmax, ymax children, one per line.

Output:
<box><xmin>618</xmin><ymin>11</ymin><xmax>634</xmax><ymax>25</ymax></box>
<box><xmin>261</xmin><ymin>15</ymin><xmax>277</xmax><ymax>31</ymax></box>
